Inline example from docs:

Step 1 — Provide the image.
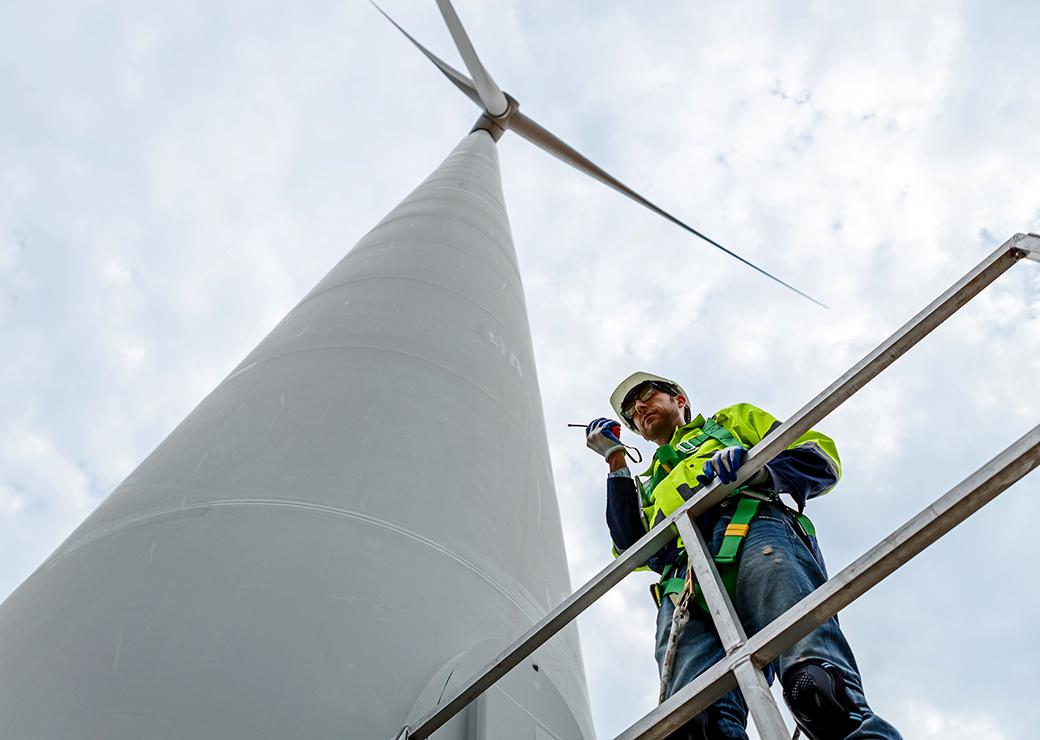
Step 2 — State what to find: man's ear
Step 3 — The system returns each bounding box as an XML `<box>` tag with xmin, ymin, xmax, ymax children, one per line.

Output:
<box><xmin>675</xmin><ymin>394</ymin><xmax>691</xmax><ymax>424</ymax></box>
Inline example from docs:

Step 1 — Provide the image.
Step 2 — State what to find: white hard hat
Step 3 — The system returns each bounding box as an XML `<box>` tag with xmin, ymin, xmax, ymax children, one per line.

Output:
<box><xmin>610</xmin><ymin>371</ymin><xmax>690</xmax><ymax>432</ymax></box>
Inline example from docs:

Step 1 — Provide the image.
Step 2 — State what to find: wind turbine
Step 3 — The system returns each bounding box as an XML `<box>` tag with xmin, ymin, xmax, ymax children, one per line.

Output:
<box><xmin>0</xmin><ymin>3</ymin><xmax>819</xmax><ymax>739</ymax></box>
<box><xmin>378</xmin><ymin>1</ymin><xmax>824</xmax><ymax>308</ymax></box>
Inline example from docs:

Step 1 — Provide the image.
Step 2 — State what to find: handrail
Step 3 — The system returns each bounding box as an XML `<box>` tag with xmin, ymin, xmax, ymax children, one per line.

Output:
<box><xmin>398</xmin><ymin>232</ymin><xmax>1040</xmax><ymax>739</ymax></box>
<box><xmin>619</xmin><ymin>423</ymin><xmax>1040</xmax><ymax>738</ymax></box>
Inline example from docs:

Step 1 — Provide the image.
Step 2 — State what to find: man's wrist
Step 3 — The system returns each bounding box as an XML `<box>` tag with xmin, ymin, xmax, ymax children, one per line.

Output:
<box><xmin>747</xmin><ymin>465</ymin><xmax>772</xmax><ymax>489</ymax></box>
<box><xmin>607</xmin><ymin>450</ymin><xmax>628</xmax><ymax>471</ymax></box>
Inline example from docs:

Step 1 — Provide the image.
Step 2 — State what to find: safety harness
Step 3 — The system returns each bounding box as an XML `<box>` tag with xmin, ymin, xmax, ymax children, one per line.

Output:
<box><xmin>644</xmin><ymin>418</ymin><xmax>817</xmax><ymax>611</ymax></box>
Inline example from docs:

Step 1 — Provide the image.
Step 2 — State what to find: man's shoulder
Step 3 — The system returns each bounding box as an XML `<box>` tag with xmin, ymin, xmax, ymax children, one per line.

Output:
<box><xmin>711</xmin><ymin>402</ymin><xmax>771</xmax><ymax>421</ymax></box>
<box><xmin>710</xmin><ymin>404</ymin><xmax>781</xmax><ymax>442</ymax></box>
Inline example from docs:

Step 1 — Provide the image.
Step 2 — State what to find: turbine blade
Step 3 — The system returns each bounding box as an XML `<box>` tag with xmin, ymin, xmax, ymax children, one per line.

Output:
<box><xmin>434</xmin><ymin>0</ymin><xmax>509</xmax><ymax>116</ymax></box>
<box><xmin>370</xmin><ymin>0</ymin><xmax>482</xmax><ymax>107</ymax></box>
<box><xmin>509</xmin><ymin>112</ymin><xmax>827</xmax><ymax>307</ymax></box>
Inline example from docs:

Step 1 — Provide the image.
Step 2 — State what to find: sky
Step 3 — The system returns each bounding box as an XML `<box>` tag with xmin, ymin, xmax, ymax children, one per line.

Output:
<box><xmin>2</xmin><ymin>0</ymin><xmax>1039</xmax><ymax>738</ymax></box>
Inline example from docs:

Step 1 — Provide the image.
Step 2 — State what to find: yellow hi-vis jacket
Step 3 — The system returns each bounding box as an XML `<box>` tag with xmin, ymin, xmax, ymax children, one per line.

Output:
<box><xmin>632</xmin><ymin>403</ymin><xmax>841</xmax><ymax>547</ymax></box>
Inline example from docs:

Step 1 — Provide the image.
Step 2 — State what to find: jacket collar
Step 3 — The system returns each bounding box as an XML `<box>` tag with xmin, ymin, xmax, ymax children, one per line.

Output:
<box><xmin>668</xmin><ymin>414</ymin><xmax>706</xmax><ymax>446</ymax></box>
<box><xmin>639</xmin><ymin>413</ymin><xmax>706</xmax><ymax>476</ymax></box>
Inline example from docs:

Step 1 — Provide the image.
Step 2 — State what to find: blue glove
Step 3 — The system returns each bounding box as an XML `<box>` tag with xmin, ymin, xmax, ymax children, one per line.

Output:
<box><xmin>586</xmin><ymin>417</ymin><xmax>625</xmax><ymax>460</ymax></box>
<box><xmin>697</xmin><ymin>446</ymin><xmax>747</xmax><ymax>485</ymax></box>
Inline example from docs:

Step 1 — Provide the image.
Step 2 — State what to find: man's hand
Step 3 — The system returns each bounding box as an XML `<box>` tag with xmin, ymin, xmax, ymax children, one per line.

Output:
<box><xmin>586</xmin><ymin>417</ymin><xmax>626</xmax><ymax>463</ymax></box>
<box><xmin>697</xmin><ymin>445</ymin><xmax>768</xmax><ymax>487</ymax></box>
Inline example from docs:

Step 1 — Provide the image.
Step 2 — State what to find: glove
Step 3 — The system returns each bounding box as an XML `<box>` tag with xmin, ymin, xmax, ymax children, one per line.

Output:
<box><xmin>696</xmin><ymin>446</ymin><xmax>769</xmax><ymax>487</ymax></box>
<box><xmin>585</xmin><ymin>417</ymin><xmax>626</xmax><ymax>461</ymax></box>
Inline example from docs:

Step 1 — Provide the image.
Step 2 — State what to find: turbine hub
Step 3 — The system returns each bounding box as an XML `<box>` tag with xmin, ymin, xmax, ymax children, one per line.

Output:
<box><xmin>472</xmin><ymin>93</ymin><xmax>519</xmax><ymax>142</ymax></box>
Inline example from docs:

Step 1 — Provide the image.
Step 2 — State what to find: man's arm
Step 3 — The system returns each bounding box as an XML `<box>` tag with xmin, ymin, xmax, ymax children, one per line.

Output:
<box><xmin>589</xmin><ymin>426</ymin><xmax>646</xmax><ymax>551</ymax></box>
<box><xmin>767</xmin><ymin>447</ymin><xmax>839</xmax><ymax>511</ymax></box>
<box><xmin>605</xmin><ymin>461</ymin><xmax>680</xmax><ymax>573</ymax></box>
<box><xmin>711</xmin><ymin>402</ymin><xmax>842</xmax><ymax>509</ymax></box>
<box><xmin>589</xmin><ymin>420</ymin><xmax>676</xmax><ymax>571</ymax></box>
<box><xmin>605</xmin><ymin>455</ymin><xmax>646</xmax><ymax>551</ymax></box>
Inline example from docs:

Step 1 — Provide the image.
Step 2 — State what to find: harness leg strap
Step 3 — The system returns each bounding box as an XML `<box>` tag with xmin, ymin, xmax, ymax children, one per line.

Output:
<box><xmin>715</xmin><ymin>496</ymin><xmax>762</xmax><ymax>564</ymax></box>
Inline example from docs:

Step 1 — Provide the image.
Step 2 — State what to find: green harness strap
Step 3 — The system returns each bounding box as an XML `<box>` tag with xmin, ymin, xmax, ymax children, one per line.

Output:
<box><xmin>648</xmin><ymin>417</ymin><xmax>756</xmax><ymax>609</ymax></box>
<box><xmin>715</xmin><ymin>496</ymin><xmax>762</xmax><ymax>563</ymax></box>
<box><xmin>646</xmin><ymin>416</ymin><xmax>817</xmax><ymax>610</ymax></box>
<box><xmin>651</xmin><ymin>499</ymin><xmax>818</xmax><ymax>610</ymax></box>
<box><xmin>650</xmin><ymin>495</ymin><xmax>763</xmax><ymax>609</ymax></box>
<box><xmin>651</xmin><ymin>574</ymin><xmax>686</xmax><ymax>606</ymax></box>
<box><xmin>675</xmin><ymin>417</ymin><xmax>744</xmax><ymax>455</ymax></box>
<box><xmin>796</xmin><ymin>513</ymin><xmax>816</xmax><ymax>537</ymax></box>
<box><xmin>646</xmin><ymin>417</ymin><xmax>745</xmax><ymax>496</ymax></box>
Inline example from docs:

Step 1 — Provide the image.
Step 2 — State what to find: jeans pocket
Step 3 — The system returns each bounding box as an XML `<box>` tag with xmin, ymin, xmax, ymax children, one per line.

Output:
<box><xmin>746</xmin><ymin>510</ymin><xmax>800</xmax><ymax>550</ymax></box>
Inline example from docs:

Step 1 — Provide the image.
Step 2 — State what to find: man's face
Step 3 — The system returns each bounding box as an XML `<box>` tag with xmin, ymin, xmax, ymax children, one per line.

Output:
<box><xmin>631</xmin><ymin>387</ymin><xmax>687</xmax><ymax>444</ymax></box>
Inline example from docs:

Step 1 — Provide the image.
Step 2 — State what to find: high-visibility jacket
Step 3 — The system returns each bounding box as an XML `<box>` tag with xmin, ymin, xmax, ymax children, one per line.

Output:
<box><xmin>633</xmin><ymin>403</ymin><xmax>841</xmax><ymax>546</ymax></box>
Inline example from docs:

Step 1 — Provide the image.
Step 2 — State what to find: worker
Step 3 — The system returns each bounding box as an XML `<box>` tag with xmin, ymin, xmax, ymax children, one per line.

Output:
<box><xmin>586</xmin><ymin>372</ymin><xmax>901</xmax><ymax>740</ymax></box>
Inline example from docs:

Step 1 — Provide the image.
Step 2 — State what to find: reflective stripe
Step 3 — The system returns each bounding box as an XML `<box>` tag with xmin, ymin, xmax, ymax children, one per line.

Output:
<box><xmin>724</xmin><ymin>523</ymin><xmax>749</xmax><ymax>537</ymax></box>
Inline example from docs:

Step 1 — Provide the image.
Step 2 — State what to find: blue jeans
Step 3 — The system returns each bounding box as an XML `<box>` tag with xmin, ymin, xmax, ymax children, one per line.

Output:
<box><xmin>654</xmin><ymin>501</ymin><xmax>901</xmax><ymax>739</ymax></box>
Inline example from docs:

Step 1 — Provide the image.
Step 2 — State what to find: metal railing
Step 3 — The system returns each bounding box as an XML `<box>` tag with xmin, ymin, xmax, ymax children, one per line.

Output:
<box><xmin>397</xmin><ymin>232</ymin><xmax>1040</xmax><ymax>740</ymax></box>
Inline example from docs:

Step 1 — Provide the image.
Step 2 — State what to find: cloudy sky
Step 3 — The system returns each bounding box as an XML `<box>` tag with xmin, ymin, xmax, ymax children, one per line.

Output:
<box><xmin>2</xmin><ymin>0</ymin><xmax>1039</xmax><ymax>737</ymax></box>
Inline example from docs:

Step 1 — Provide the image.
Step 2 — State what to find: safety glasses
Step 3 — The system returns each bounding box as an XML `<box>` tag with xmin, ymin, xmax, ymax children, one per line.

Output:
<box><xmin>622</xmin><ymin>382</ymin><xmax>670</xmax><ymax>421</ymax></box>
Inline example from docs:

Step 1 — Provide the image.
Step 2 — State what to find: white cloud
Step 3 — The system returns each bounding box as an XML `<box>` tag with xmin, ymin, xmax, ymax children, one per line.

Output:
<box><xmin>0</xmin><ymin>481</ymin><xmax>26</xmax><ymax>515</ymax></box>
<box><xmin>894</xmin><ymin>699</ymin><xmax>1008</xmax><ymax>740</ymax></box>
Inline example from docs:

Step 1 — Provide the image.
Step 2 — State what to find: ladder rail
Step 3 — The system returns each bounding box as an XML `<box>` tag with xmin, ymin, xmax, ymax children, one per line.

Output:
<box><xmin>399</xmin><ymin>232</ymin><xmax>1040</xmax><ymax>740</ymax></box>
<box><xmin>675</xmin><ymin>512</ymin><xmax>746</xmax><ymax>653</ymax></box>
<box><xmin>674</xmin><ymin>510</ymin><xmax>795</xmax><ymax>736</ymax></box>
<box><xmin>1022</xmin><ymin>232</ymin><xmax>1040</xmax><ymax>261</ymax></box>
<box><xmin>732</xmin><ymin>657</ymin><xmax>791</xmax><ymax>739</ymax></box>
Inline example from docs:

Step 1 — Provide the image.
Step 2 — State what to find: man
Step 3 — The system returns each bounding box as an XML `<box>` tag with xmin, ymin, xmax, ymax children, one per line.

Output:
<box><xmin>586</xmin><ymin>371</ymin><xmax>900</xmax><ymax>740</ymax></box>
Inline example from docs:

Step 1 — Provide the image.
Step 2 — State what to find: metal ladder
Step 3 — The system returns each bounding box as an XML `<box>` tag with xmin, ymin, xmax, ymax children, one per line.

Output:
<box><xmin>396</xmin><ymin>232</ymin><xmax>1040</xmax><ymax>740</ymax></box>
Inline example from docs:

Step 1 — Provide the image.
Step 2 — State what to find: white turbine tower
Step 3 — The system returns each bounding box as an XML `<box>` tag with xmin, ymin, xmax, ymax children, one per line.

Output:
<box><xmin>0</xmin><ymin>3</ymin><xmax>820</xmax><ymax>739</ymax></box>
